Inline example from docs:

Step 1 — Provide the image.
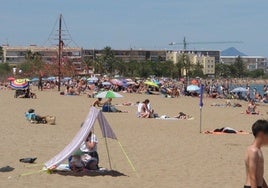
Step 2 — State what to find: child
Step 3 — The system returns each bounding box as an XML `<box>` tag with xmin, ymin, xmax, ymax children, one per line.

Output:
<box><xmin>244</xmin><ymin>120</ymin><xmax>268</xmax><ymax>188</ymax></box>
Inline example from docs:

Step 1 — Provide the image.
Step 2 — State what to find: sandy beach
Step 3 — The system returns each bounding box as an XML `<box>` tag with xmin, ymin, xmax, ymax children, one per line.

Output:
<box><xmin>1</xmin><ymin>89</ymin><xmax>268</xmax><ymax>188</ymax></box>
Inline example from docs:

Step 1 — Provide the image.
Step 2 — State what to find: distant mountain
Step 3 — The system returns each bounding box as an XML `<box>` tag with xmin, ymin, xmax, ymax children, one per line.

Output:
<box><xmin>221</xmin><ymin>47</ymin><xmax>247</xmax><ymax>56</ymax></box>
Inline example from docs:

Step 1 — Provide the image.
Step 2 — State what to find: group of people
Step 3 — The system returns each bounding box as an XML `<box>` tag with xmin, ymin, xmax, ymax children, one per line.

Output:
<box><xmin>69</xmin><ymin>131</ymin><xmax>99</xmax><ymax>171</ymax></box>
<box><xmin>137</xmin><ymin>99</ymin><xmax>154</xmax><ymax>118</ymax></box>
<box><xmin>15</xmin><ymin>88</ymin><xmax>37</xmax><ymax>99</ymax></box>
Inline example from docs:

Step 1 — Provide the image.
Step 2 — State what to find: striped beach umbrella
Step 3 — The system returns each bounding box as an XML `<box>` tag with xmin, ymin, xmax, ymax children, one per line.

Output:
<box><xmin>144</xmin><ymin>81</ymin><xmax>159</xmax><ymax>88</ymax></box>
<box><xmin>7</xmin><ymin>77</ymin><xmax>15</xmax><ymax>81</ymax></box>
<box><xmin>10</xmin><ymin>79</ymin><xmax>29</xmax><ymax>90</ymax></box>
<box><xmin>95</xmin><ymin>91</ymin><xmax>123</xmax><ymax>98</ymax></box>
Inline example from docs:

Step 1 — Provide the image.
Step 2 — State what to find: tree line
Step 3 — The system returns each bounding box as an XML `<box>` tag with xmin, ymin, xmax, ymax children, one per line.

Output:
<box><xmin>0</xmin><ymin>46</ymin><xmax>266</xmax><ymax>80</ymax></box>
<box><xmin>84</xmin><ymin>46</ymin><xmax>205</xmax><ymax>78</ymax></box>
<box><xmin>215</xmin><ymin>56</ymin><xmax>265</xmax><ymax>78</ymax></box>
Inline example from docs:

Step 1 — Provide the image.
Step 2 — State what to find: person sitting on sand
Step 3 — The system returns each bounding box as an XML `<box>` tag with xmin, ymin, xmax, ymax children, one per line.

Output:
<box><xmin>246</xmin><ymin>100</ymin><xmax>259</xmax><ymax>115</ymax></box>
<box><xmin>69</xmin><ymin>131</ymin><xmax>99</xmax><ymax>171</ymax></box>
<box><xmin>102</xmin><ymin>98</ymin><xmax>126</xmax><ymax>112</ymax></box>
<box><xmin>138</xmin><ymin>99</ymin><xmax>152</xmax><ymax>118</ymax></box>
<box><xmin>92</xmin><ymin>98</ymin><xmax>103</xmax><ymax>107</ymax></box>
<box><xmin>66</xmin><ymin>86</ymin><xmax>77</xmax><ymax>95</ymax></box>
<box><xmin>24</xmin><ymin>88</ymin><xmax>37</xmax><ymax>99</ymax></box>
<box><xmin>205</xmin><ymin>127</ymin><xmax>242</xmax><ymax>134</ymax></box>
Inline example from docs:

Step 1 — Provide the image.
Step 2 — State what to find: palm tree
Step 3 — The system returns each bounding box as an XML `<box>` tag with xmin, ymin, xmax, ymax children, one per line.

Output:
<box><xmin>177</xmin><ymin>53</ymin><xmax>191</xmax><ymax>78</ymax></box>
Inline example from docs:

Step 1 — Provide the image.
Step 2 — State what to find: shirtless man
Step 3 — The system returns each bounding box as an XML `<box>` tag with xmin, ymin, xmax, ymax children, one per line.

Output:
<box><xmin>245</xmin><ymin>120</ymin><xmax>268</xmax><ymax>188</ymax></box>
<box><xmin>92</xmin><ymin>98</ymin><xmax>103</xmax><ymax>107</ymax></box>
<box><xmin>246</xmin><ymin>100</ymin><xmax>259</xmax><ymax>115</ymax></box>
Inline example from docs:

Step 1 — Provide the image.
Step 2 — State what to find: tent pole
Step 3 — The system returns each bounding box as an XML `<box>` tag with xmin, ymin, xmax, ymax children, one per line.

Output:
<box><xmin>104</xmin><ymin>136</ymin><xmax>113</xmax><ymax>170</ymax></box>
<box><xmin>102</xmin><ymin>116</ymin><xmax>112</xmax><ymax>170</ymax></box>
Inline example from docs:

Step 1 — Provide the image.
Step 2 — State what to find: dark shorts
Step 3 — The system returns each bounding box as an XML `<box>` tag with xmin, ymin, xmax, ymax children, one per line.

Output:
<box><xmin>244</xmin><ymin>186</ymin><xmax>262</xmax><ymax>188</ymax></box>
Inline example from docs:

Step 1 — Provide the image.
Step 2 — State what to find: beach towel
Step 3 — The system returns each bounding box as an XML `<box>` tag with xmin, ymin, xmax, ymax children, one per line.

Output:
<box><xmin>55</xmin><ymin>163</ymin><xmax>107</xmax><ymax>172</ymax></box>
<box><xmin>155</xmin><ymin>115</ymin><xmax>194</xmax><ymax>121</ymax></box>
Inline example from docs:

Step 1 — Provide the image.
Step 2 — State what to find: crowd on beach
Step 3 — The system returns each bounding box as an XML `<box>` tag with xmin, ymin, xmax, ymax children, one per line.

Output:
<box><xmin>2</xmin><ymin>76</ymin><xmax>268</xmax><ymax>108</ymax></box>
<box><xmin>2</xmin><ymin>76</ymin><xmax>268</xmax><ymax>101</ymax></box>
<box><xmin>2</xmin><ymin>76</ymin><xmax>268</xmax><ymax>117</ymax></box>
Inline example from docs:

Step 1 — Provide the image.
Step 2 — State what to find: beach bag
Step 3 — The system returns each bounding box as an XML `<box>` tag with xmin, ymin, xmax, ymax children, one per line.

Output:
<box><xmin>46</xmin><ymin>116</ymin><xmax>56</xmax><ymax>125</ymax></box>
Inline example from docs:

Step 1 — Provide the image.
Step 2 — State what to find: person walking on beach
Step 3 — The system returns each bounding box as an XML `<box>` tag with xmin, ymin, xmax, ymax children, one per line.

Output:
<box><xmin>38</xmin><ymin>76</ymin><xmax>43</xmax><ymax>91</ymax></box>
<box><xmin>244</xmin><ymin>120</ymin><xmax>268</xmax><ymax>188</ymax></box>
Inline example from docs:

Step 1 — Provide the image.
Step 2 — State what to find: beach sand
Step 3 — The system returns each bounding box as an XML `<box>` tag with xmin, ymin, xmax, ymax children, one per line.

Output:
<box><xmin>1</xmin><ymin>89</ymin><xmax>268</xmax><ymax>188</ymax></box>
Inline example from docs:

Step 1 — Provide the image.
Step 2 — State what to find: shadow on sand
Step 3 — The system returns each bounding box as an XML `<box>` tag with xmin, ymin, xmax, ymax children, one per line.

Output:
<box><xmin>53</xmin><ymin>170</ymin><xmax>127</xmax><ymax>177</ymax></box>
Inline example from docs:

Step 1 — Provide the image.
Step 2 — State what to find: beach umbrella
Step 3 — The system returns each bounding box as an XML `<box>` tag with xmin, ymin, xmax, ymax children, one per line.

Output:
<box><xmin>95</xmin><ymin>91</ymin><xmax>123</xmax><ymax>98</ymax></box>
<box><xmin>22</xmin><ymin>78</ymin><xmax>30</xmax><ymax>82</ymax></box>
<box><xmin>231</xmin><ymin>87</ymin><xmax>247</xmax><ymax>93</ymax></box>
<box><xmin>87</xmin><ymin>77</ymin><xmax>98</xmax><ymax>82</ymax></box>
<box><xmin>31</xmin><ymin>77</ymin><xmax>39</xmax><ymax>82</ymax></box>
<box><xmin>10</xmin><ymin>79</ymin><xmax>29</xmax><ymax>90</ymax></box>
<box><xmin>127</xmin><ymin>81</ymin><xmax>136</xmax><ymax>85</ymax></box>
<box><xmin>110</xmin><ymin>79</ymin><xmax>123</xmax><ymax>86</ymax></box>
<box><xmin>7</xmin><ymin>77</ymin><xmax>15</xmax><ymax>81</ymax></box>
<box><xmin>47</xmin><ymin>76</ymin><xmax>56</xmax><ymax>81</ymax></box>
<box><xmin>63</xmin><ymin>77</ymin><xmax>72</xmax><ymax>81</ymax></box>
<box><xmin>144</xmin><ymin>81</ymin><xmax>159</xmax><ymax>88</ymax></box>
<box><xmin>102</xmin><ymin>82</ymin><xmax>112</xmax><ymax>86</ymax></box>
<box><xmin>187</xmin><ymin>85</ymin><xmax>200</xmax><ymax>92</ymax></box>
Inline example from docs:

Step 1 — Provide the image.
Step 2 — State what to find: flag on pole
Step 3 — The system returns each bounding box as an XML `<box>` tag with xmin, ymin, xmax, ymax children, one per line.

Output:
<box><xmin>199</xmin><ymin>84</ymin><xmax>204</xmax><ymax>108</ymax></box>
<box><xmin>199</xmin><ymin>84</ymin><xmax>204</xmax><ymax>133</ymax></box>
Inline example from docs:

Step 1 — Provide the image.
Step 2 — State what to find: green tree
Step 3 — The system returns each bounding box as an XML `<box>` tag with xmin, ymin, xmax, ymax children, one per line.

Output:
<box><xmin>192</xmin><ymin>61</ymin><xmax>204</xmax><ymax>77</ymax></box>
<box><xmin>18</xmin><ymin>51</ymin><xmax>44</xmax><ymax>77</ymax></box>
<box><xmin>0</xmin><ymin>46</ymin><xmax>3</xmax><ymax>63</ymax></box>
<box><xmin>175</xmin><ymin>59</ymin><xmax>184</xmax><ymax>78</ymax></box>
<box><xmin>248</xmin><ymin>69</ymin><xmax>265</xmax><ymax>78</ymax></box>
<box><xmin>177</xmin><ymin>54</ymin><xmax>192</xmax><ymax>78</ymax></box>
<box><xmin>0</xmin><ymin>63</ymin><xmax>11</xmax><ymax>79</ymax></box>
<box><xmin>215</xmin><ymin>63</ymin><xmax>231</xmax><ymax>78</ymax></box>
<box><xmin>100</xmin><ymin>46</ymin><xmax>117</xmax><ymax>74</ymax></box>
<box><xmin>233</xmin><ymin>56</ymin><xmax>246</xmax><ymax>77</ymax></box>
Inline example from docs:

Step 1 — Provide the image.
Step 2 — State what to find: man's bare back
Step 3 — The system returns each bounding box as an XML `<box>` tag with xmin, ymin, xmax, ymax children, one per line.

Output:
<box><xmin>245</xmin><ymin>145</ymin><xmax>264</xmax><ymax>187</ymax></box>
<box><xmin>245</xmin><ymin>120</ymin><xmax>268</xmax><ymax>188</ymax></box>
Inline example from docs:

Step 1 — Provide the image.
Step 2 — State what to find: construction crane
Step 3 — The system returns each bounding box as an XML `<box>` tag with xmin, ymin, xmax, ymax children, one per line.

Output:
<box><xmin>169</xmin><ymin>37</ymin><xmax>243</xmax><ymax>50</ymax></box>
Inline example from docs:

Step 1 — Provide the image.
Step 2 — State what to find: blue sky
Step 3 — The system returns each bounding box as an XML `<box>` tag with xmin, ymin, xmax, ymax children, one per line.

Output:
<box><xmin>0</xmin><ymin>0</ymin><xmax>267</xmax><ymax>56</ymax></box>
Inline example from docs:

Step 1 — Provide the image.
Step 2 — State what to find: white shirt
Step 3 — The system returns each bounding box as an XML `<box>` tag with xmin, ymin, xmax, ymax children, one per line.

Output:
<box><xmin>137</xmin><ymin>103</ymin><xmax>143</xmax><ymax>113</ymax></box>
<box><xmin>80</xmin><ymin>134</ymin><xmax>98</xmax><ymax>153</ymax></box>
<box><xmin>147</xmin><ymin>103</ymin><xmax>152</xmax><ymax>112</ymax></box>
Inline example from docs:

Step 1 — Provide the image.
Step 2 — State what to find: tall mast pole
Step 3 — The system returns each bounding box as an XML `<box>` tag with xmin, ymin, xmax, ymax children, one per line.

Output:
<box><xmin>58</xmin><ymin>14</ymin><xmax>62</xmax><ymax>91</ymax></box>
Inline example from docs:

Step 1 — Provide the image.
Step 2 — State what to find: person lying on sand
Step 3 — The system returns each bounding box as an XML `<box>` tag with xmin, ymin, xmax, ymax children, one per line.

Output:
<box><xmin>25</xmin><ymin>109</ymin><xmax>47</xmax><ymax>124</ymax></box>
<box><xmin>205</xmin><ymin>127</ymin><xmax>243</xmax><ymax>134</ymax></box>
<box><xmin>174</xmin><ymin>112</ymin><xmax>192</xmax><ymax>119</ymax></box>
